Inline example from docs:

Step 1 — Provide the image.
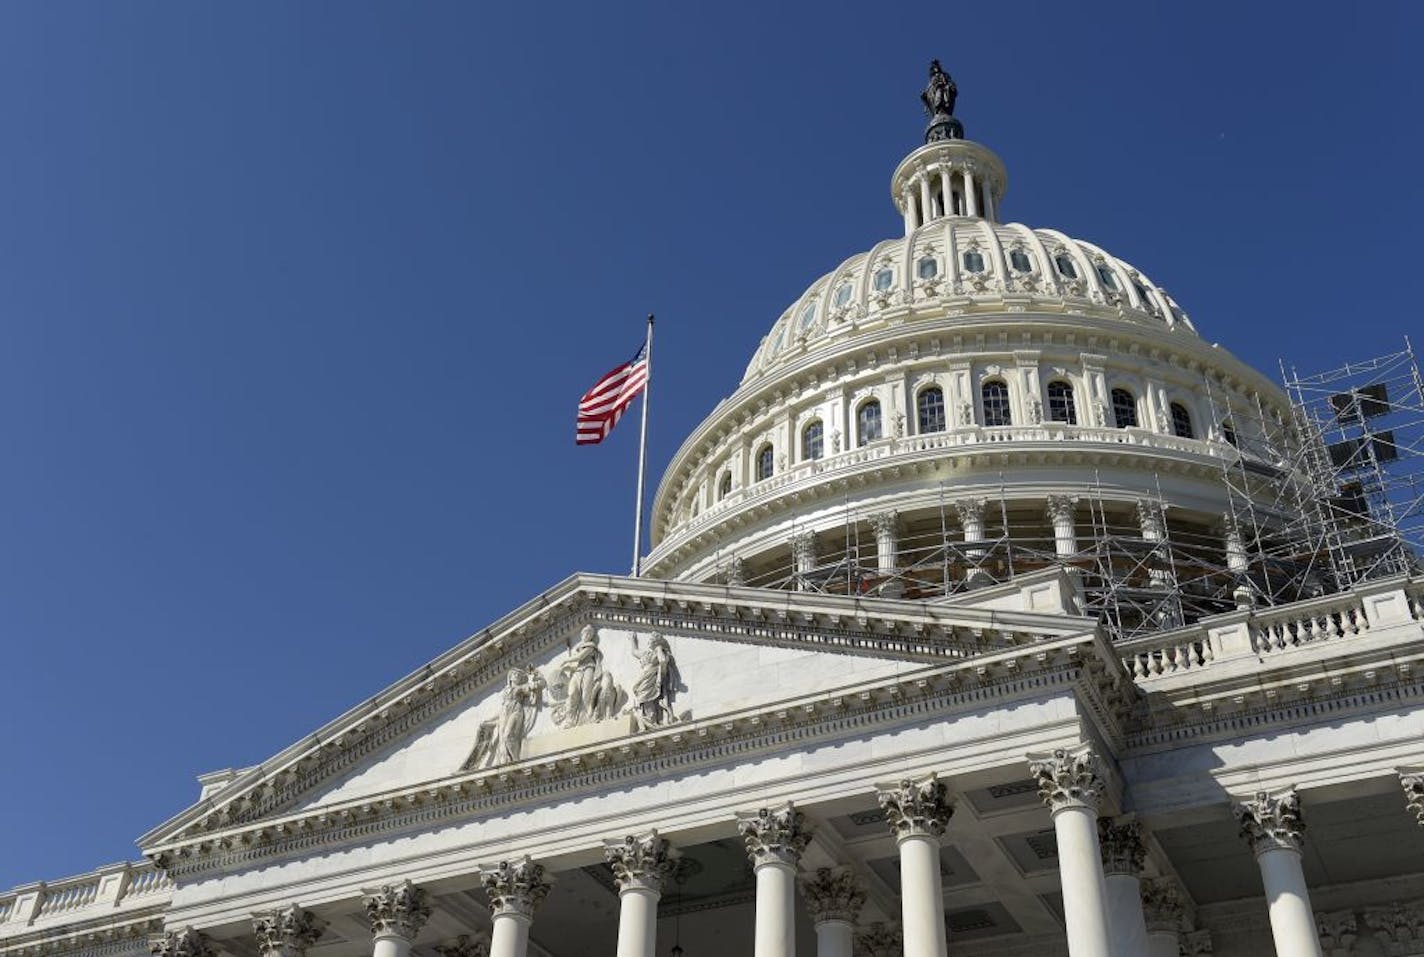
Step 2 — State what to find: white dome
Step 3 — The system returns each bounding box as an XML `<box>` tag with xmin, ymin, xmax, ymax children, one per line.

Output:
<box><xmin>742</xmin><ymin>220</ymin><xmax>1195</xmax><ymax>386</ymax></box>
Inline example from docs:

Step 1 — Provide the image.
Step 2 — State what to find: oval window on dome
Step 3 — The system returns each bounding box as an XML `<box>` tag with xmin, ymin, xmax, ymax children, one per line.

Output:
<box><xmin>833</xmin><ymin>282</ymin><xmax>852</xmax><ymax>308</ymax></box>
<box><xmin>962</xmin><ymin>250</ymin><xmax>986</xmax><ymax>273</ymax></box>
<box><xmin>1009</xmin><ymin>249</ymin><xmax>1033</xmax><ymax>273</ymax></box>
<box><xmin>873</xmin><ymin>267</ymin><xmax>893</xmax><ymax>292</ymax></box>
<box><xmin>798</xmin><ymin>302</ymin><xmax>817</xmax><ymax>330</ymax></box>
<box><xmin>1054</xmin><ymin>254</ymin><xmax>1078</xmax><ymax>279</ymax></box>
<box><xmin>917</xmin><ymin>257</ymin><xmax>938</xmax><ymax>280</ymax></box>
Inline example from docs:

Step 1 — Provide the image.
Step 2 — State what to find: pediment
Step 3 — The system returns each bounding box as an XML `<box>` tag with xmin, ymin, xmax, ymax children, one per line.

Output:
<box><xmin>138</xmin><ymin>571</ymin><xmax>1096</xmax><ymax>865</ymax></box>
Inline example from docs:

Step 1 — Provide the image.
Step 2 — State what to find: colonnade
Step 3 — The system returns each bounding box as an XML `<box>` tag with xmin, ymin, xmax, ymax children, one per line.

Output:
<box><xmin>146</xmin><ymin>769</ymin><xmax>1424</xmax><ymax>957</ymax></box>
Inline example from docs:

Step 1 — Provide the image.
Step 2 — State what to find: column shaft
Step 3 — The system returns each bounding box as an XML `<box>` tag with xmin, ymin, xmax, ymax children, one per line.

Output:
<box><xmin>899</xmin><ymin>834</ymin><xmax>948</xmax><ymax>957</ymax></box>
<box><xmin>813</xmin><ymin>919</ymin><xmax>853</xmax><ymax>957</ymax></box>
<box><xmin>1257</xmin><ymin>847</ymin><xmax>1323</xmax><ymax>957</ymax></box>
<box><xmin>939</xmin><ymin>169</ymin><xmax>954</xmax><ymax>219</ymax></box>
<box><xmin>1054</xmin><ymin>805</ymin><xmax>1114</xmax><ymax>957</ymax></box>
<box><xmin>754</xmin><ymin>861</ymin><xmax>796</xmax><ymax>957</ymax></box>
<box><xmin>964</xmin><ymin>171</ymin><xmax>979</xmax><ymax>216</ymax></box>
<box><xmin>1105</xmin><ymin>874</ymin><xmax>1149</xmax><ymax>957</ymax></box>
<box><xmin>372</xmin><ymin>939</ymin><xmax>408</xmax><ymax>957</ymax></box>
<box><xmin>1145</xmin><ymin>932</ymin><xmax>1179</xmax><ymax>957</ymax></box>
<box><xmin>919</xmin><ymin>176</ymin><xmax>932</xmax><ymax>227</ymax></box>
<box><xmin>615</xmin><ymin>887</ymin><xmax>658</xmax><ymax>957</ymax></box>
<box><xmin>488</xmin><ymin>914</ymin><xmax>530</xmax><ymax>957</ymax></box>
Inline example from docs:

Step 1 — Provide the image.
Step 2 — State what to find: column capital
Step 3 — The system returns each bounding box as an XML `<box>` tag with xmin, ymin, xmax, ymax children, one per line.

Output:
<box><xmin>1097</xmin><ymin>816</ymin><xmax>1145</xmax><ymax>877</ymax></box>
<box><xmin>1136</xmin><ymin>499</ymin><xmax>1167</xmax><ymax>537</ymax></box>
<box><xmin>1316</xmin><ymin>910</ymin><xmax>1357</xmax><ymax>954</ymax></box>
<box><xmin>603</xmin><ymin>830</ymin><xmax>679</xmax><ymax>894</ymax></box>
<box><xmin>737</xmin><ymin>802</ymin><xmax>812</xmax><ymax>869</ymax></box>
<box><xmin>479</xmin><ymin>857</ymin><xmax>552</xmax><ymax>919</ymax></box>
<box><xmin>868</xmin><ymin>510</ymin><xmax>901</xmax><ymax>536</ymax></box>
<box><xmin>854</xmin><ymin>921</ymin><xmax>903</xmax><ymax>957</ymax></box>
<box><xmin>798</xmin><ymin>866</ymin><xmax>865</xmax><ymax>925</ymax></box>
<box><xmin>362</xmin><ymin>882</ymin><xmax>430</xmax><ymax>940</ymax></box>
<box><xmin>1140</xmin><ymin>877</ymin><xmax>1185</xmax><ymax>933</ymax></box>
<box><xmin>954</xmin><ymin>497</ymin><xmax>986</xmax><ymax>526</ymax></box>
<box><xmin>790</xmin><ymin>530</ymin><xmax>817</xmax><ymax>564</ymax></box>
<box><xmin>878</xmin><ymin>774</ymin><xmax>953</xmax><ymax>841</ymax></box>
<box><xmin>1400</xmin><ymin>772</ymin><xmax>1424</xmax><ymax>826</ymax></box>
<box><xmin>1363</xmin><ymin>901</ymin><xmax>1424</xmax><ymax>950</ymax></box>
<box><xmin>1233</xmin><ymin>787</ymin><xmax>1305</xmax><ymax>856</ymax></box>
<box><xmin>150</xmin><ymin>928</ymin><xmax>215</xmax><ymax>957</ymax></box>
<box><xmin>1181</xmin><ymin>929</ymin><xmax>1213</xmax><ymax>955</ymax></box>
<box><xmin>1028</xmin><ymin>746</ymin><xmax>1106</xmax><ymax>814</ymax></box>
<box><xmin>251</xmin><ymin>906</ymin><xmax>325</xmax><ymax>957</ymax></box>
<box><xmin>433</xmin><ymin>935</ymin><xmax>490</xmax><ymax>957</ymax></box>
<box><xmin>1044</xmin><ymin>494</ymin><xmax>1079</xmax><ymax>523</ymax></box>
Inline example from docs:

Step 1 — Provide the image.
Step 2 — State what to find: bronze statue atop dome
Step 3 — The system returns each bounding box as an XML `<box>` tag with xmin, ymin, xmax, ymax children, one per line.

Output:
<box><xmin>920</xmin><ymin>59</ymin><xmax>964</xmax><ymax>143</ymax></box>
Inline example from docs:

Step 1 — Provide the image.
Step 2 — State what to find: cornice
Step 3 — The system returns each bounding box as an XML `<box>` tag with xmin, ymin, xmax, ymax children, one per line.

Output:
<box><xmin>147</xmin><ymin>630</ymin><xmax>1123</xmax><ymax>879</ymax></box>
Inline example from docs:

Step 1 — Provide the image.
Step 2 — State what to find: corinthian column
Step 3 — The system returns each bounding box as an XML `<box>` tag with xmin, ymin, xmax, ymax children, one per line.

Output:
<box><xmin>854</xmin><ymin>922</ymin><xmax>903</xmax><ymax>957</ymax></box>
<box><xmin>799</xmin><ymin>867</ymin><xmax>865</xmax><ymax>957</ymax></box>
<box><xmin>1401</xmin><ymin>772</ymin><xmax>1424</xmax><ymax>826</ymax></box>
<box><xmin>1233</xmin><ymin>789</ymin><xmax>1322</xmax><ymax>957</ymax></box>
<box><xmin>252</xmin><ymin>906</ymin><xmax>324</xmax><ymax>957</ymax></box>
<box><xmin>1099</xmin><ymin>817</ymin><xmax>1148</xmax><ymax>957</ymax></box>
<box><xmin>605</xmin><ymin>831</ymin><xmax>678</xmax><ymax>957</ymax></box>
<box><xmin>956</xmin><ymin>497</ymin><xmax>989</xmax><ymax>587</ymax></box>
<box><xmin>791</xmin><ymin>531</ymin><xmax>817</xmax><ymax>591</ymax></box>
<box><xmin>480</xmin><ymin>858</ymin><xmax>553</xmax><ymax>957</ymax></box>
<box><xmin>878</xmin><ymin>774</ymin><xmax>953</xmax><ymax>957</ymax></box>
<box><xmin>869</xmin><ymin>510</ymin><xmax>902</xmax><ymax>597</ymax></box>
<box><xmin>150</xmin><ymin>929</ymin><xmax>215</xmax><ymax>957</ymax></box>
<box><xmin>363</xmin><ymin>882</ymin><xmax>430</xmax><ymax>957</ymax></box>
<box><xmin>738</xmin><ymin>803</ymin><xmax>813</xmax><ymax>957</ymax></box>
<box><xmin>1140</xmin><ymin>877</ymin><xmax>1185</xmax><ymax>957</ymax></box>
<box><xmin>1045</xmin><ymin>495</ymin><xmax>1079</xmax><ymax>558</ymax></box>
<box><xmin>1029</xmin><ymin>747</ymin><xmax>1113</xmax><ymax>957</ymax></box>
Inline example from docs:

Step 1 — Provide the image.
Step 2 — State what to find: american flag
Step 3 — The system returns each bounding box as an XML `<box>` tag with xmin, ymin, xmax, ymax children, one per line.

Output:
<box><xmin>576</xmin><ymin>343</ymin><xmax>649</xmax><ymax>445</ymax></box>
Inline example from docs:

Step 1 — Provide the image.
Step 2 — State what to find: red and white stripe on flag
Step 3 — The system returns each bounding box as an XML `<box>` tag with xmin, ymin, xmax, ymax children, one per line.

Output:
<box><xmin>576</xmin><ymin>343</ymin><xmax>649</xmax><ymax>445</ymax></box>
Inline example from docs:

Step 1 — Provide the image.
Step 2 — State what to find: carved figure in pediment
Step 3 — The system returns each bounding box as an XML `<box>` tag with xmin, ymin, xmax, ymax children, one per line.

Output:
<box><xmin>465</xmin><ymin>666</ymin><xmax>546</xmax><ymax>770</ymax></box>
<box><xmin>549</xmin><ymin>625</ymin><xmax>622</xmax><ymax>728</ymax></box>
<box><xmin>628</xmin><ymin>634</ymin><xmax>682</xmax><ymax>731</ymax></box>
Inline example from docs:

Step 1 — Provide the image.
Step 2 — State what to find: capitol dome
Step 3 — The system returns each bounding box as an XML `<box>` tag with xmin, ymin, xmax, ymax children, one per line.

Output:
<box><xmin>646</xmin><ymin>76</ymin><xmax>1293</xmax><ymax>638</ymax></box>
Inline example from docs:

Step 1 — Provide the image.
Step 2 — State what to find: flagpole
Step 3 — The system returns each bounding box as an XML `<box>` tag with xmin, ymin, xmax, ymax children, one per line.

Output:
<box><xmin>631</xmin><ymin>314</ymin><xmax>654</xmax><ymax>577</ymax></box>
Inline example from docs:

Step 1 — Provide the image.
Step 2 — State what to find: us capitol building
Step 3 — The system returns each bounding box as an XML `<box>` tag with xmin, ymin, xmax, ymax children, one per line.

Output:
<box><xmin>5</xmin><ymin>63</ymin><xmax>1424</xmax><ymax>957</ymax></box>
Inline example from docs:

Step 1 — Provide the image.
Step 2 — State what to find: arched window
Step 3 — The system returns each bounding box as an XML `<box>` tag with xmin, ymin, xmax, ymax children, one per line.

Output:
<box><xmin>1009</xmin><ymin>249</ymin><xmax>1033</xmax><ymax>273</ymax></box>
<box><xmin>917</xmin><ymin>387</ymin><xmax>946</xmax><ymax>434</ymax></box>
<box><xmin>718</xmin><ymin>471</ymin><xmax>732</xmax><ymax>500</ymax></box>
<box><xmin>833</xmin><ymin>283</ymin><xmax>852</xmax><ymax>308</ymax></box>
<box><xmin>802</xmin><ymin>420</ymin><xmax>824</xmax><ymax>461</ymax></box>
<box><xmin>982</xmin><ymin>380</ymin><xmax>1012</xmax><ymax>427</ymax></box>
<box><xmin>873</xmin><ymin>268</ymin><xmax>894</xmax><ymax>291</ymax></box>
<box><xmin>1170</xmin><ymin>402</ymin><xmax>1195</xmax><ymax>439</ymax></box>
<box><xmin>917</xmin><ymin>257</ymin><xmax>938</xmax><ymax>280</ymax></box>
<box><xmin>1095</xmin><ymin>263</ymin><xmax>1118</xmax><ymax>290</ymax></box>
<box><xmin>1046</xmin><ymin>381</ymin><xmax>1078</xmax><ymax>425</ymax></box>
<box><xmin>1111</xmin><ymin>388</ymin><xmax>1138</xmax><ymax>429</ymax></box>
<box><xmin>962</xmin><ymin>250</ymin><xmax>986</xmax><ymax>273</ymax></box>
<box><xmin>1221</xmin><ymin>420</ymin><xmax>1238</xmax><ymax>446</ymax></box>
<box><xmin>755</xmin><ymin>444</ymin><xmax>774</xmax><ymax>482</ymax></box>
<box><xmin>857</xmin><ymin>400</ymin><xmax>883</xmax><ymax>445</ymax></box>
<box><xmin>1054</xmin><ymin>254</ymin><xmax>1078</xmax><ymax>279</ymax></box>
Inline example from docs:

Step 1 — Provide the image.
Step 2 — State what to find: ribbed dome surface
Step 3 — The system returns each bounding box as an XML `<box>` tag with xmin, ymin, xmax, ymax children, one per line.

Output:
<box><xmin>742</xmin><ymin>220</ymin><xmax>1195</xmax><ymax>385</ymax></box>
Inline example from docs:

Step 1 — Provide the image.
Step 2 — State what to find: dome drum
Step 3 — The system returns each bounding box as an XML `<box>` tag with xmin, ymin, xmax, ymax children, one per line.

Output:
<box><xmin>891</xmin><ymin>139</ymin><xmax>1009</xmax><ymax>231</ymax></box>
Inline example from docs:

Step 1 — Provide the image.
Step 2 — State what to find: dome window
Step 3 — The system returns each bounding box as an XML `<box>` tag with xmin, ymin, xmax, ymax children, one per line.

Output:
<box><xmin>1111</xmin><ymin>388</ymin><xmax>1139</xmax><ymax>429</ymax></box>
<box><xmin>1046</xmin><ymin>381</ymin><xmax>1078</xmax><ymax>425</ymax></box>
<box><xmin>917</xmin><ymin>386</ymin><xmax>946</xmax><ymax>434</ymax></box>
<box><xmin>1170</xmin><ymin>402</ymin><xmax>1195</xmax><ymax>439</ymax></box>
<box><xmin>1054</xmin><ymin>254</ymin><xmax>1078</xmax><ymax>279</ymax></box>
<box><xmin>718</xmin><ymin>471</ymin><xmax>732</xmax><ymax>500</ymax></box>
<box><xmin>1133</xmin><ymin>281</ymin><xmax>1157</xmax><ymax>313</ymax></box>
<box><xmin>1095</xmin><ymin>264</ymin><xmax>1118</xmax><ymax>290</ymax></box>
<box><xmin>1009</xmin><ymin>249</ymin><xmax>1033</xmax><ymax>273</ymax></box>
<box><xmin>982</xmin><ymin>380</ymin><xmax>1012</xmax><ymax>427</ymax></box>
<box><xmin>802</xmin><ymin>421</ymin><xmax>824</xmax><ymax>461</ymax></box>
<box><xmin>857</xmin><ymin>400</ymin><xmax>883</xmax><ymax>445</ymax></box>
<box><xmin>1222</xmin><ymin>419</ymin><xmax>1239</xmax><ymax>447</ymax></box>
<box><xmin>873</xmin><ymin>267</ymin><xmax>894</xmax><ymax>292</ymax></box>
<box><xmin>917</xmin><ymin>257</ymin><xmax>939</xmax><ymax>280</ymax></box>
<box><xmin>833</xmin><ymin>282</ymin><xmax>852</xmax><ymax>308</ymax></box>
<box><xmin>962</xmin><ymin>250</ymin><xmax>986</xmax><ymax>273</ymax></box>
<box><xmin>755</xmin><ymin>444</ymin><xmax>775</xmax><ymax>482</ymax></box>
<box><xmin>798</xmin><ymin>302</ymin><xmax>817</xmax><ymax>330</ymax></box>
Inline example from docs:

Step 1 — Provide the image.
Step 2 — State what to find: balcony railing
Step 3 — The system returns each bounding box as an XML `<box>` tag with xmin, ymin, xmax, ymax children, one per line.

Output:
<box><xmin>0</xmin><ymin>860</ymin><xmax>173</xmax><ymax>932</ymax></box>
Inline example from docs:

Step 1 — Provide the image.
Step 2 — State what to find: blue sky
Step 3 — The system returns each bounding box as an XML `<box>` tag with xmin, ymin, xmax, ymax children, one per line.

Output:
<box><xmin>0</xmin><ymin>1</ymin><xmax>1417</xmax><ymax>887</ymax></box>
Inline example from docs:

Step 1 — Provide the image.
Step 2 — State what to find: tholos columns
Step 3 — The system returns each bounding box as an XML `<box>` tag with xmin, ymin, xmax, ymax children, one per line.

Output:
<box><xmin>1029</xmin><ymin>747</ymin><xmax>1114</xmax><ymax>957</ymax></box>
<box><xmin>1140</xmin><ymin>877</ymin><xmax>1185</xmax><ymax>957</ymax></box>
<box><xmin>1098</xmin><ymin>817</ymin><xmax>1149</xmax><ymax>957</ymax></box>
<box><xmin>1045</xmin><ymin>495</ymin><xmax>1079</xmax><ymax>559</ymax></box>
<box><xmin>1222</xmin><ymin>513</ymin><xmax>1254</xmax><ymax>609</ymax></box>
<box><xmin>878</xmin><ymin>774</ymin><xmax>953</xmax><ymax>957</ymax></box>
<box><xmin>956</xmin><ymin>497</ymin><xmax>989</xmax><ymax>586</ymax></box>
<box><xmin>1401</xmin><ymin>772</ymin><xmax>1424</xmax><ymax>827</ymax></box>
<box><xmin>869</xmin><ymin>510</ymin><xmax>902</xmax><ymax>597</ymax></box>
<box><xmin>738</xmin><ymin>802</ymin><xmax>813</xmax><ymax>957</ymax></box>
<box><xmin>791</xmin><ymin>531</ymin><xmax>818</xmax><ymax>591</ymax></box>
<box><xmin>1233</xmin><ymin>788</ymin><xmax>1323</xmax><ymax>957</ymax></box>
<box><xmin>480</xmin><ymin>858</ymin><xmax>553</xmax><ymax>957</ymax></box>
<box><xmin>799</xmin><ymin>866</ymin><xmax>865</xmax><ymax>957</ymax></box>
<box><xmin>150</xmin><ymin>928</ymin><xmax>215</xmax><ymax>957</ymax></box>
<box><xmin>605</xmin><ymin>830</ymin><xmax>679</xmax><ymax>957</ymax></box>
<box><xmin>362</xmin><ymin>882</ymin><xmax>430</xmax><ymax>957</ymax></box>
<box><xmin>252</xmin><ymin>906</ymin><xmax>324</xmax><ymax>957</ymax></box>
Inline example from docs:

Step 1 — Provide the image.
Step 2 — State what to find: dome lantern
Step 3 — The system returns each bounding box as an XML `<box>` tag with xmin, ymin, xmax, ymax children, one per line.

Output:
<box><xmin>891</xmin><ymin>62</ymin><xmax>1007</xmax><ymax>234</ymax></box>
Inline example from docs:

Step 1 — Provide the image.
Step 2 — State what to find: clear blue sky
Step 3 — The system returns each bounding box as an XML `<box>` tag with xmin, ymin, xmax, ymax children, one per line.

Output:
<box><xmin>0</xmin><ymin>1</ymin><xmax>1417</xmax><ymax>888</ymax></box>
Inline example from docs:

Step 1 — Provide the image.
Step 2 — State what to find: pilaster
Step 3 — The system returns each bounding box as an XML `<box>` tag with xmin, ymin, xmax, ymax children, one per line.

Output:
<box><xmin>1097</xmin><ymin>817</ymin><xmax>1144</xmax><ymax>878</ymax></box>
<box><xmin>854</xmin><ymin>922</ymin><xmax>903</xmax><ymax>957</ymax></box>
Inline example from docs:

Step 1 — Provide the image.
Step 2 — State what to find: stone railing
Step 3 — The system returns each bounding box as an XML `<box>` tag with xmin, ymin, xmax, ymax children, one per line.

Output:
<box><xmin>0</xmin><ymin>861</ymin><xmax>173</xmax><ymax>934</ymax></box>
<box><xmin>1119</xmin><ymin>577</ymin><xmax>1423</xmax><ymax>682</ymax></box>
